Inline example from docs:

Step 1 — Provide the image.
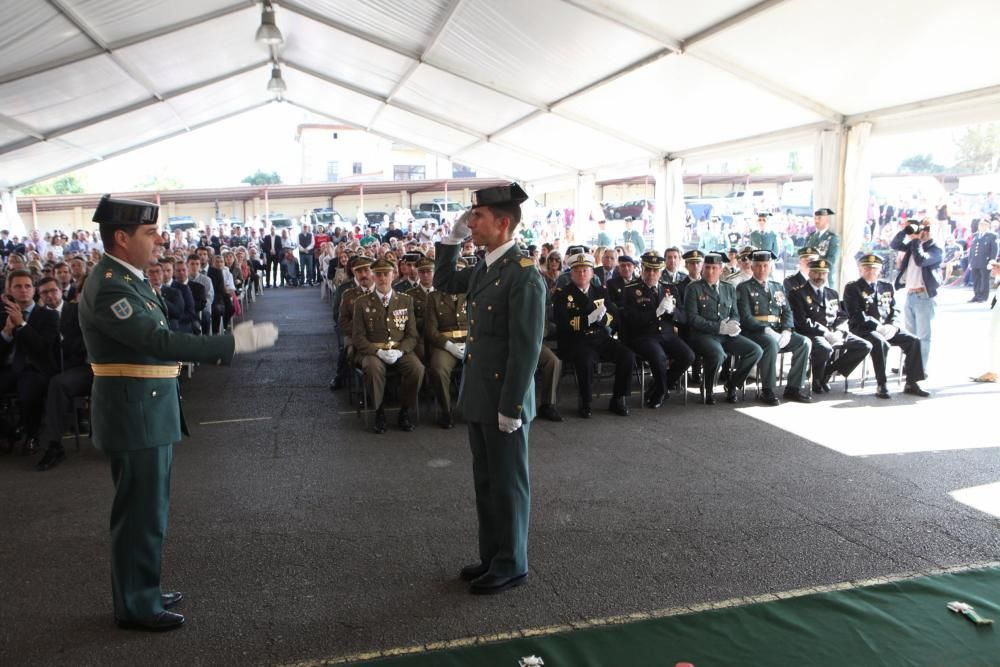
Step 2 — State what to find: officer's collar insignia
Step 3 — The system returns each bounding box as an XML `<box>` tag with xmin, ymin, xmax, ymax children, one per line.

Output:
<box><xmin>110</xmin><ymin>298</ymin><xmax>133</xmax><ymax>320</ymax></box>
<box><xmin>123</xmin><ymin>275</ymin><xmax>133</xmax><ymax>282</ymax></box>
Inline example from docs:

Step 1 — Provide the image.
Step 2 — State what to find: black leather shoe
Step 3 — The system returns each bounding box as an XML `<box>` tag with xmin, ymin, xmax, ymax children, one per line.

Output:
<box><xmin>398</xmin><ymin>408</ymin><xmax>415</xmax><ymax>432</ymax></box>
<box><xmin>161</xmin><ymin>592</ymin><xmax>183</xmax><ymax>608</ymax></box>
<box><xmin>578</xmin><ymin>404</ymin><xmax>592</xmax><ymax>419</ymax></box>
<box><xmin>609</xmin><ymin>396</ymin><xmax>629</xmax><ymax>416</ymax></box>
<box><xmin>725</xmin><ymin>384</ymin><xmax>738</xmax><ymax>404</ymax></box>
<box><xmin>758</xmin><ymin>389</ymin><xmax>779</xmax><ymax>406</ymax></box>
<box><xmin>666</xmin><ymin>380</ymin><xmax>680</xmax><ymax>392</ymax></box>
<box><xmin>437</xmin><ymin>411</ymin><xmax>454</xmax><ymax>429</ymax></box>
<box><xmin>538</xmin><ymin>404</ymin><xmax>563</xmax><ymax>422</ymax></box>
<box><xmin>704</xmin><ymin>393</ymin><xmax>716</xmax><ymax>405</ymax></box>
<box><xmin>373</xmin><ymin>409</ymin><xmax>386</xmax><ymax>434</ymax></box>
<box><xmin>645</xmin><ymin>390</ymin><xmax>664</xmax><ymax>409</ymax></box>
<box><xmin>116</xmin><ymin>611</ymin><xmax>185</xmax><ymax>632</ymax></box>
<box><xmin>35</xmin><ymin>447</ymin><xmax>66</xmax><ymax>471</ymax></box>
<box><xmin>811</xmin><ymin>379</ymin><xmax>826</xmax><ymax>395</ymax></box>
<box><xmin>782</xmin><ymin>388</ymin><xmax>812</xmax><ymax>403</ymax></box>
<box><xmin>470</xmin><ymin>572</ymin><xmax>528</xmax><ymax>595</ymax></box>
<box><xmin>903</xmin><ymin>382</ymin><xmax>930</xmax><ymax>397</ymax></box>
<box><xmin>460</xmin><ymin>562</ymin><xmax>489</xmax><ymax>581</ymax></box>
<box><xmin>19</xmin><ymin>436</ymin><xmax>38</xmax><ymax>456</ymax></box>
<box><xmin>875</xmin><ymin>384</ymin><xmax>891</xmax><ymax>399</ymax></box>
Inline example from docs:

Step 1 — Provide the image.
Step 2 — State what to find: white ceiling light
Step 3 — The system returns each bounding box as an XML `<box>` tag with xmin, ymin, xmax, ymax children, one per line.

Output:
<box><xmin>255</xmin><ymin>0</ymin><xmax>284</xmax><ymax>45</ymax></box>
<box><xmin>267</xmin><ymin>62</ymin><xmax>287</xmax><ymax>97</ymax></box>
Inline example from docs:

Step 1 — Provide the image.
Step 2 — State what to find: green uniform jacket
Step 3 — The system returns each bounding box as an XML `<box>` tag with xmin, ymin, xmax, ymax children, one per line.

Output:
<box><xmin>736</xmin><ymin>278</ymin><xmax>794</xmax><ymax>333</ymax></box>
<box><xmin>596</xmin><ymin>231</ymin><xmax>612</xmax><ymax>248</ymax></box>
<box><xmin>749</xmin><ymin>230</ymin><xmax>780</xmax><ymax>258</ymax></box>
<box><xmin>684</xmin><ymin>279</ymin><xmax>740</xmax><ymax>336</ymax></box>
<box><xmin>622</xmin><ymin>229</ymin><xmax>645</xmax><ymax>254</ymax></box>
<box><xmin>804</xmin><ymin>229</ymin><xmax>841</xmax><ymax>268</ymax></box>
<box><xmin>433</xmin><ymin>242</ymin><xmax>545</xmax><ymax>423</ymax></box>
<box><xmin>79</xmin><ymin>255</ymin><xmax>235</xmax><ymax>452</ymax></box>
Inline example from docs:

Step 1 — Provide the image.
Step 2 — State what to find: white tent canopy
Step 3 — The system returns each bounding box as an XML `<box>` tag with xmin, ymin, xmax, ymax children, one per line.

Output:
<box><xmin>2</xmin><ymin>0</ymin><xmax>1000</xmax><ymax>192</ymax></box>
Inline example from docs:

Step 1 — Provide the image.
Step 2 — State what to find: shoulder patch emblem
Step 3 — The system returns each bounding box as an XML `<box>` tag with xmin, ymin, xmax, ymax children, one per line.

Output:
<box><xmin>104</xmin><ymin>271</ymin><xmax>113</xmax><ymax>279</ymax></box>
<box><xmin>110</xmin><ymin>298</ymin><xmax>133</xmax><ymax>320</ymax></box>
<box><xmin>519</xmin><ymin>257</ymin><xmax>535</xmax><ymax>268</ymax></box>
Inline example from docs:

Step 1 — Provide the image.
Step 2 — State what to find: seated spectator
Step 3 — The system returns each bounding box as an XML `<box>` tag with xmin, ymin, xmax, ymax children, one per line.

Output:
<box><xmin>207</xmin><ymin>255</ymin><xmax>233</xmax><ymax>334</ymax></box>
<box><xmin>169</xmin><ymin>258</ymin><xmax>200</xmax><ymax>334</ymax></box>
<box><xmin>281</xmin><ymin>249</ymin><xmax>300</xmax><ymax>287</ymax></box>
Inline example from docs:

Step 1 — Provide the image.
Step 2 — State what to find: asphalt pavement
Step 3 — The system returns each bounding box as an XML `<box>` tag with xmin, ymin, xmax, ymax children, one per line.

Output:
<box><xmin>0</xmin><ymin>282</ymin><xmax>997</xmax><ymax>666</ymax></box>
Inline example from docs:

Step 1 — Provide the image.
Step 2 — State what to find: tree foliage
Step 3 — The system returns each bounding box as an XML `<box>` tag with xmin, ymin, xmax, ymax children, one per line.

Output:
<box><xmin>17</xmin><ymin>173</ymin><xmax>85</xmax><ymax>195</ymax></box>
<box><xmin>898</xmin><ymin>153</ymin><xmax>945</xmax><ymax>174</ymax></box>
<box><xmin>135</xmin><ymin>172</ymin><xmax>184</xmax><ymax>191</ymax></box>
<box><xmin>241</xmin><ymin>170</ymin><xmax>282</xmax><ymax>185</ymax></box>
<box><xmin>952</xmin><ymin>123</ymin><xmax>1000</xmax><ymax>173</ymax></box>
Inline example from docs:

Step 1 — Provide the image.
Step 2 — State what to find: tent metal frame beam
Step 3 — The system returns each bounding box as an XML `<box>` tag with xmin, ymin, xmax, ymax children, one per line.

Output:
<box><xmin>668</xmin><ymin>121</ymin><xmax>838</xmax><ymax>160</ymax></box>
<box><xmin>11</xmin><ymin>101</ymin><xmax>271</xmax><ymax>191</ymax></box>
<box><xmin>681</xmin><ymin>0</ymin><xmax>790</xmax><ymax>49</ymax></box>
<box><xmin>0</xmin><ymin>61</ymin><xmax>271</xmax><ymax>157</ymax></box>
<box><xmin>557</xmin><ymin>0</ymin><xmax>682</xmax><ymax>52</ymax></box>
<box><xmin>845</xmin><ymin>82</ymin><xmax>1000</xmax><ymax>125</ymax></box>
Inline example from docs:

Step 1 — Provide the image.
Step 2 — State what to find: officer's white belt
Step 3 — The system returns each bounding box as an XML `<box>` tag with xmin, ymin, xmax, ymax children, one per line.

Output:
<box><xmin>91</xmin><ymin>363</ymin><xmax>181</xmax><ymax>378</ymax></box>
<box><xmin>754</xmin><ymin>315</ymin><xmax>779</xmax><ymax>323</ymax></box>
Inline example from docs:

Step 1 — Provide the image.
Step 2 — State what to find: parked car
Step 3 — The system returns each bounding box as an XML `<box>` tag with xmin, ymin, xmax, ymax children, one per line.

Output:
<box><xmin>167</xmin><ymin>215</ymin><xmax>198</xmax><ymax>232</ymax></box>
<box><xmin>309</xmin><ymin>208</ymin><xmax>343</xmax><ymax>227</ymax></box>
<box><xmin>415</xmin><ymin>198</ymin><xmax>463</xmax><ymax>223</ymax></box>
<box><xmin>612</xmin><ymin>199</ymin><xmax>654</xmax><ymax>219</ymax></box>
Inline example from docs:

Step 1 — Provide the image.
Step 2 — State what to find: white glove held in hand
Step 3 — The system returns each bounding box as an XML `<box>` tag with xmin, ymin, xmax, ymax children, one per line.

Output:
<box><xmin>498</xmin><ymin>413</ymin><xmax>522</xmax><ymax>434</ymax></box>
<box><xmin>587</xmin><ymin>304</ymin><xmax>607</xmax><ymax>325</ymax></box>
<box><xmin>376</xmin><ymin>349</ymin><xmax>403</xmax><ymax>364</ymax></box>
<box><xmin>778</xmin><ymin>330</ymin><xmax>792</xmax><ymax>349</ymax></box>
<box><xmin>232</xmin><ymin>321</ymin><xmax>279</xmax><ymax>354</ymax></box>
<box><xmin>719</xmin><ymin>319</ymin><xmax>741</xmax><ymax>337</ymax></box>
<box><xmin>876</xmin><ymin>323</ymin><xmax>898</xmax><ymax>339</ymax></box>
<box><xmin>823</xmin><ymin>331</ymin><xmax>843</xmax><ymax>346</ymax></box>
<box><xmin>443</xmin><ymin>210</ymin><xmax>471</xmax><ymax>245</ymax></box>
<box><xmin>445</xmin><ymin>340</ymin><xmax>464</xmax><ymax>359</ymax></box>
<box><xmin>656</xmin><ymin>294</ymin><xmax>675</xmax><ymax>317</ymax></box>
<box><xmin>763</xmin><ymin>327</ymin><xmax>781</xmax><ymax>343</ymax></box>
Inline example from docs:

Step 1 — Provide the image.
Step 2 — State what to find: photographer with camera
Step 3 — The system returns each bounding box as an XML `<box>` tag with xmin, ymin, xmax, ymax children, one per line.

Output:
<box><xmin>890</xmin><ymin>219</ymin><xmax>942</xmax><ymax>374</ymax></box>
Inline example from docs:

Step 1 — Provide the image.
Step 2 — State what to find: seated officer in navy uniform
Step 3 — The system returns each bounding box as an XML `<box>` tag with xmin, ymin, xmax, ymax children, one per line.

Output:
<box><xmin>843</xmin><ymin>254</ymin><xmax>929</xmax><ymax>399</ymax></box>
<box><xmin>552</xmin><ymin>252</ymin><xmax>632</xmax><ymax>417</ymax></box>
<box><xmin>736</xmin><ymin>250</ymin><xmax>812</xmax><ymax>405</ymax></box>
<box><xmin>784</xmin><ymin>246</ymin><xmax>819</xmax><ymax>292</ymax></box>
<box><xmin>79</xmin><ymin>195</ymin><xmax>278</xmax><ymax>632</ymax></box>
<box><xmin>788</xmin><ymin>259</ymin><xmax>870</xmax><ymax>394</ymax></box>
<box><xmin>623</xmin><ymin>252</ymin><xmax>695</xmax><ymax>408</ymax></box>
<box><xmin>605</xmin><ymin>254</ymin><xmax>637</xmax><ymax>309</ymax></box>
<box><xmin>683</xmin><ymin>252</ymin><xmax>763</xmax><ymax>404</ymax></box>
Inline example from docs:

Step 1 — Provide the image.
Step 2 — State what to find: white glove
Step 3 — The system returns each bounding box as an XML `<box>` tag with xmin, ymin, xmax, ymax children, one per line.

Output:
<box><xmin>655</xmin><ymin>294</ymin><xmax>675</xmax><ymax>317</ymax></box>
<box><xmin>718</xmin><ymin>318</ymin><xmax>741</xmax><ymax>337</ymax></box>
<box><xmin>763</xmin><ymin>327</ymin><xmax>781</xmax><ymax>343</ymax></box>
<box><xmin>876</xmin><ymin>323</ymin><xmax>898</xmax><ymax>339</ymax></box>
<box><xmin>587</xmin><ymin>304</ymin><xmax>607</xmax><ymax>325</ymax></box>
<box><xmin>445</xmin><ymin>340</ymin><xmax>464</xmax><ymax>359</ymax></box>
<box><xmin>376</xmin><ymin>349</ymin><xmax>402</xmax><ymax>364</ymax></box>
<box><xmin>778</xmin><ymin>330</ymin><xmax>792</xmax><ymax>349</ymax></box>
<box><xmin>232</xmin><ymin>320</ymin><xmax>279</xmax><ymax>354</ymax></box>
<box><xmin>443</xmin><ymin>210</ymin><xmax>471</xmax><ymax>245</ymax></box>
<box><xmin>823</xmin><ymin>331</ymin><xmax>843</xmax><ymax>346</ymax></box>
<box><xmin>498</xmin><ymin>412</ymin><xmax>523</xmax><ymax>434</ymax></box>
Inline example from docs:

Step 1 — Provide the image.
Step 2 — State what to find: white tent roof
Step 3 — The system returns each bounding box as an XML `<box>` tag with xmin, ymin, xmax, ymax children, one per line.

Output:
<box><xmin>3</xmin><ymin>0</ymin><xmax>1000</xmax><ymax>190</ymax></box>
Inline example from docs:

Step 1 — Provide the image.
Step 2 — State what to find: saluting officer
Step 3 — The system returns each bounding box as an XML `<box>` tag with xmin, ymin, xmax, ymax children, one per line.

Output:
<box><xmin>80</xmin><ymin>195</ymin><xmax>278</xmax><ymax>632</ymax></box>
<box><xmin>843</xmin><ymin>254</ymin><xmax>929</xmax><ymax>398</ymax></box>
<box><xmin>425</xmin><ymin>257</ymin><xmax>470</xmax><ymax>429</ymax></box>
<box><xmin>788</xmin><ymin>259</ymin><xmax>870</xmax><ymax>394</ymax></box>
<box><xmin>783</xmin><ymin>246</ymin><xmax>819</xmax><ymax>292</ymax></box>
<box><xmin>683</xmin><ymin>252</ymin><xmax>763</xmax><ymax>404</ymax></box>
<box><xmin>736</xmin><ymin>250</ymin><xmax>812</xmax><ymax>405</ymax></box>
<box><xmin>433</xmin><ymin>183</ymin><xmax>545</xmax><ymax>595</ymax></box>
<box><xmin>552</xmin><ymin>252</ymin><xmax>633</xmax><ymax>417</ymax></box>
<box><xmin>353</xmin><ymin>259</ymin><xmax>424</xmax><ymax>434</ymax></box>
<box><xmin>622</xmin><ymin>251</ymin><xmax>694</xmax><ymax>408</ymax></box>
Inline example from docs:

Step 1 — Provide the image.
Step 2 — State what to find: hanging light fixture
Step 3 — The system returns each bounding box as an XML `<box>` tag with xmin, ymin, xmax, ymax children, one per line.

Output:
<box><xmin>267</xmin><ymin>61</ymin><xmax>287</xmax><ymax>97</ymax></box>
<box><xmin>255</xmin><ymin>0</ymin><xmax>284</xmax><ymax>45</ymax></box>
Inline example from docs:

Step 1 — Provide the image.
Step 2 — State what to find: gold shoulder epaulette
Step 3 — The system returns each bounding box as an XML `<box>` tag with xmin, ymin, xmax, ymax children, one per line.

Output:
<box><xmin>519</xmin><ymin>257</ymin><xmax>535</xmax><ymax>268</ymax></box>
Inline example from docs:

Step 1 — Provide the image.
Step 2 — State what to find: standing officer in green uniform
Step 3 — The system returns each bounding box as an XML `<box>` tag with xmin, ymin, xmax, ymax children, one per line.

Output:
<box><xmin>80</xmin><ymin>195</ymin><xmax>278</xmax><ymax>631</ymax></box>
<box><xmin>596</xmin><ymin>219</ymin><xmax>612</xmax><ymax>248</ymax></box>
<box><xmin>433</xmin><ymin>184</ymin><xmax>545</xmax><ymax>595</ymax></box>
<box><xmin>736</xmin><ymin>250</ymin><xmax>812</xmax><ymax>405</ymax></box>
<box><xmin>684</xmin><ymin>252</ymin><xmax>763</xmax><ymax>404</ymax></box>
<box><xmin>749</xmin><ymin>213</ymin><xmax>780</xmax><ymax>259</ymax></box>
<box><xmin>622</xmin><ymin>217</ymin><xmax>645</xmax><ymax>254</ymax></box>
<box><xmin>804</xmin><ymin>208</ymin><xmax>841</xmax><ymax>288</ymax></box>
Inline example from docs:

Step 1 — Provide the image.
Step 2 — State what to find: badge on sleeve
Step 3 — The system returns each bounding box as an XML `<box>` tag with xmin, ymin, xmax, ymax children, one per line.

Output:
<box><xmin>111</xmin><ymin>298</ymin><xmax>133</xmax><ymax>320</ymax></box>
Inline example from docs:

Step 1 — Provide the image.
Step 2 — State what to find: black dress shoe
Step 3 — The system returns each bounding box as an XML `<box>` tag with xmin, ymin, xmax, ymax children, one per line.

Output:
<box><xmin>782</xmin><ymin>388</ymin><xmax>812</xmax><ymax>403</ymax></box>
<box><xmin>19</xmin><ymin>436</ymin><xmax>38</xmax><ymax>456</ymax></box>
<box><xmin>398</xmin><ymin>408</ymin><xmax>415</xmax><ymax>432</ymax></box>
<box><xmin>666</xmin><ymin>380</ymin><xmax>680</xmax><ymax>392</ymax></box>
<box><xmin>161</xmin><ymin>592</ymin><xmax>183</xmax><ymax>608</ymax></box>
<box><xmin>811</xmin><ymin>379</ymin><xmax>826</xmax><ymax>395</ymax></box>
<box><xmin>116</xmin><ymin>611</ymin><xmax>185</xmax><ymax>632</ymax></box>
<box><xmin>704</xmin><ymin>393</ymin><xmax>716</xmax><ymax>405</ymax></box>
<box><xmin>459</xmin><ymin>562</ymin><xmax>489</xmax><ymax>581</ymax></box>
<box><xmin>35</xmin><ymin>447</ymin><xmax>66</xmax><ymax>471</ymax></box>
<box><xmin>470</xmin><ymin>572</ymin><xmax>528</xmax><ymax>595</ymax></box>
<box><xmin>538</xmin><ymin>404</ymin><xmax>563</xmax><ymax>422</ymax></box>
<box><xmin>373</xmin><ymin>409</ymin><xmax>386</xmax><ymax>434</ymax></box>
<box><xmin>578</xmin><ymin>404</ymin><xmax>592</xmax><ymax>419</ymax></box>
<box><xmin>903</xmin><ymin>382</ymin><xmax>930</xmax><ymax>397</ymax></box>
<box><xmin>437</xmin><ymin>411</ymin><xmax>455</xmax><ymax>429</ymax></box>
<box><xmin>725</xmin><ymin>384</ymin><xmax>738</xmax><ymax>404</ymax></box>
<box><xmin>609</xmin><ymin>396</ymin><xmax>629</xmax><ymax>416</ymax></box>
<box><xmin>875</xmin><ymin>384</ymin><xmax>891</xmax><ymax>399</ymax></box>
<box><xmin>758</xmin><ymin>389</ymin><xmax>779</xmax><ymax>406</ymax></box>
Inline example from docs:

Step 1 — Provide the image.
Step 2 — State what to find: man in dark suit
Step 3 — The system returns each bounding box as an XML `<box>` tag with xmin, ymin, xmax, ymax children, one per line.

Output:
<box><xmin>35</xmin><ymin>277</ymin><xmax>92</xmax><ymax>470</ymax></box>
<box><xmin>844</xmin><ymin>254</ymin><xmax>928</xmax><ymax>399</ymax></box>
<box><xmin>0</xmin><ymin>230</ymin><xmax>14</xmax><ymax>261</ymax></box>
<box><xmin>0</xmin><ymin>271</ymin><xmax>60</xmax><ymax>455</ymax></box>
<box><xmin>593</xmin><ymin>248</ymin><xmax>616</xmax><ymax>286</ymax></box>
<box><xmin>968</xmin><ymin>220</ymin><xmax>999</xmax><ymax>302</ymax></box>
<box><xmin>788</xmin><ymin>259</ymin><xmax>870</xmax><ymax>394</ymax></box>
<box><xmin>165</xmin><ymin>259</ymin><xmax>199</xmax><ymax>334</ymax></box>
<box><xmin>261</xmin><ymin>227</ymin><xmax>282</xmax><ymax>288</ymax></box>
<box><xmin>146</xmin><ymin>262</ymin><xmax>187</xmax><ymax>333</ymax></box>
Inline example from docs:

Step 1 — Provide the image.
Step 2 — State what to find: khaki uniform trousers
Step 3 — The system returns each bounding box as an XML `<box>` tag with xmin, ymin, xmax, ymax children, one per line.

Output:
<box><xmin>360</xmin><ymin>353</ymin><xmax>425</xmax><ymax>410</ymax></box>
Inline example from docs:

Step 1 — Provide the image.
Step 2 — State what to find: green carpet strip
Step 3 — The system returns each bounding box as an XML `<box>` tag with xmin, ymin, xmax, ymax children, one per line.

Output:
<box><xmin>344</xmin><ymin>565</ymin><xmax>1000</xmax><ymax>667</ymax></box>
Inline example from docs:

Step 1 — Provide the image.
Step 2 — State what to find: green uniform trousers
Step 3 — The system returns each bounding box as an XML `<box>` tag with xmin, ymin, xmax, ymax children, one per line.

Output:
<box><xmin>107</xmin><ymin>444</ymin><xmax>173</xmax><ymax>622</ymax></box>
<box><xmin>468</xmin><ymin>421</ymin><xmax>530</xmax><ymax>578</ymax></box>
<box><xmin>743</xmin><ymin>330</ymin><xmax>811</xmax><ymax>390</ymax></box>
<box><xmin>689</xmin><ymin>334</ymin><xmax>763</xmax><ymax>389</ymax></box>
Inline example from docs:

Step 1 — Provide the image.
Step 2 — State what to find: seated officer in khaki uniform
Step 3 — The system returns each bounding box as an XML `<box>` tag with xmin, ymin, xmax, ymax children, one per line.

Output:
<box><xmin>405</xmin><ymin>256</ymin><xmax>435</xmax><ymax>363</ymax></box>
<box><xmin>353</xmin><ymin>258</ymin><xmax>425</xmax><ymax>434</ymax></box>
<box><xmin>736</xmin><ymin>250</ymin><xmax>812</xmax><ymax>405</ymax></box>
<box><xmin>331</xmin><ymin>256</ymin><xmax>373</xmax><ymax>390</ymax></box>
<box><xmin>424</xmin><ymin>257</ymin><xmax>470</xmax><ymax>428</ymax></box>
<box><xmin>80</xmin><ymin>195</ymin><xmax>278</xmax><ymax>632</ymax></box>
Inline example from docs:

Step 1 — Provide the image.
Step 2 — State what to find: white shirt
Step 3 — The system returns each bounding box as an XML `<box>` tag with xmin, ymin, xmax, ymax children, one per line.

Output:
<box><xmin>903</xmin><ymin>251</ymin><xmax>925</xmax><ymax>290</ymax></box>
<box><xmin>375</xmin><ymin>288</ymin><xmax>393</xmax><ymax>306</ymax></box>
<box><xmin>485</xmin><ymin>239</ymin><xmax>517</xmax><ymax>268</ymax></box>
<box><xmin>106</xmin><ymin>253</ymin><xmax>146</xmax><ymax>281</ymax></box>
